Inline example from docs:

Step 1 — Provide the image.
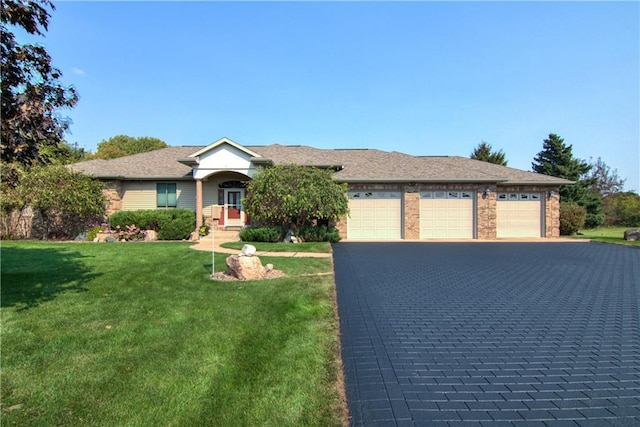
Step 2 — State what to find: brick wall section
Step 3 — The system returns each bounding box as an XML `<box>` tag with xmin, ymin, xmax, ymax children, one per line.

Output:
<box><xmin>546</xmin><ymin>190</ymin><xmax>560</xmax><ymax>238</ymax></box>
<box><xmin>403</xmin><ymin>188</ymin><xmax>420</xmax><ymax>240</ymax></box>
<box><xmin>102</xmin><ymin>180</ymin><xmax>123</xmax><ymax>217</ymax></box>
<box><xmin>476</xmin><ymin>186</ymin><xmax>497</xmax><ymax>239</ymax></box>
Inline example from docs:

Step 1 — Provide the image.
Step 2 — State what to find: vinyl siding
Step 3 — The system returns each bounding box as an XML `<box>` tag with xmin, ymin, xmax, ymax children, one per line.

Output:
<box><xmin>121</xmin><ymin>181</ymin><xmax>196</xmax><ymax>211</ymax></box>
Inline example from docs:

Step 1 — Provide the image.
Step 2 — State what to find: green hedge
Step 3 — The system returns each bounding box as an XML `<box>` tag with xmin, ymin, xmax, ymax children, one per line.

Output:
<box><xmin>239</xmin><ymin>226</ymin><xmax>285</xmax><ymax>242</ymax></box>
<box><xmin>239</xmin><ymin>225</ymin><xmax>341</xmax><ymax>243</ymax></box>
<box><xmin>109</xmin><ymin>209</ymin><xmax>195</xmax><ymax>240</ymax></box>
<box><xmin>297</xmin><ymin>225</ymin><xmax>341</xmax><ymax>243</ymax></box>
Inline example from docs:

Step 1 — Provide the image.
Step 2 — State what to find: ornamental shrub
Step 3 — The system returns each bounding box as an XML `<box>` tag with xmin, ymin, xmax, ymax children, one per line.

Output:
<box><xmin>559</xmin><ymin>203</ymin><xmax>587</xmax><ymax>235</ymax></box>
<box><xmin>297</xmin><ymin>225</ymin><xmax>341</xmax><ymax>242</ymax></box>
<box><xmin>239</xmin><ymin>226</ymin><xmax>285</xmax><ymax>242</ymax></box>
<box><xmin>108</xmin><ymin>209</ymin><xmax>195</xmax><ymax>240</ymax></box>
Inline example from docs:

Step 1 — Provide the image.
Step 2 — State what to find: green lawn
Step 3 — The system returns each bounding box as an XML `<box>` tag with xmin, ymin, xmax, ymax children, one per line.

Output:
<box><xmin>221</xmin><ymin>241</ymin><xmax>332</xmax><ymax>253</ymax></box>
<box><xmin>574</xmin><ymin>226</ymin><xmax>640</xmax><ymax>246</ymax></box>
<box><xmin>1</xmin><ymin>242</ymin><xmax>345</xmax><ymax>426</ymax></box>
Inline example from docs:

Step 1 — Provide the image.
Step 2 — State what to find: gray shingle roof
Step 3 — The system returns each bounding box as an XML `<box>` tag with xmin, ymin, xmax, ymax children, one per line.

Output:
<box><xmin>69</xmin><ymin>144</ymin><xmax>571</xmax><ymax>185</ymax></box>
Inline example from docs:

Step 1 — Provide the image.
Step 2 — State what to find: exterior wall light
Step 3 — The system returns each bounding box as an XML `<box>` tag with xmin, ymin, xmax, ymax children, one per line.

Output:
<box><xmin>548</xmin><ymin>190</ymin><xmax>557</xmax><ymax>198</ymax></box>
<box><xmin>483</xmin><ymin>188</ymin><xmax>492</xmax><ymax>197</ymax></box>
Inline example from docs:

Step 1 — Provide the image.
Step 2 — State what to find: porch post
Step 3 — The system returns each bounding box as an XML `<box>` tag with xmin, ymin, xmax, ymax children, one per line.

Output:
<box><xmin>195</xmin><ymin>179</ymin><xmax>203</xmax><ymax>231</ymax></box>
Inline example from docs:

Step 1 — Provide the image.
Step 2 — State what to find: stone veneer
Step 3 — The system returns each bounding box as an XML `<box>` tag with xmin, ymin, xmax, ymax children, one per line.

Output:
<box><xmin>336</xmin><ymin>183</ymin><xmax>561</xmax><ymax>240</ymax></box>
<box><xmin>102</xmin><ymin>180</ymin><xmax>124</xmax><ymax>216</ymax></box>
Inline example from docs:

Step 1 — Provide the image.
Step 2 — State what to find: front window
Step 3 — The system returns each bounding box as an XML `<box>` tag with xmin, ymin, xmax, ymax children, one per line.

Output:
<box><xmin>157</xmin><ymin>183</ymin><xmax>177</xmax><ymax>208</ymax></box>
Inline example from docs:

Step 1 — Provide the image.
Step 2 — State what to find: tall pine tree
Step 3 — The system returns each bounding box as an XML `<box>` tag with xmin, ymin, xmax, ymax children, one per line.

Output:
<box><xmin>470</xmin><ymin>141</ymin><xmax>508</xmax><ymax>166</ymax></box>
<box><xmin>532</xmin><ymin>133</ymin><xmax>604</xmax><ymax>228</ymax></box>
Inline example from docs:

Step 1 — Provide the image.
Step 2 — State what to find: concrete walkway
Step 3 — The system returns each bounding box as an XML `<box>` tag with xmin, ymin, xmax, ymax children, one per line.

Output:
<box><xmin>189</xmin><ymin>229</ymin><xmax>332</xmax><ymax>258</ymax></box>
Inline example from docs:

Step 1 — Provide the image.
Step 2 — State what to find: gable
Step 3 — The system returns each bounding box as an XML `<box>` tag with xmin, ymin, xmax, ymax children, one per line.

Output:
<box><xmin>190</xmin><ymin>139</ymin><xmax>261</xmax><ymax>180</ymax></box>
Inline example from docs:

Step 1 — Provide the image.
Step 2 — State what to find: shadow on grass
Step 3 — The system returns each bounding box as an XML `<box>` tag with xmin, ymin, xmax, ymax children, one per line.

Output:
<box><xmin>1</xmin><ymin>245</ymin><xmax>100</xmax><ymax>310</ymax></box>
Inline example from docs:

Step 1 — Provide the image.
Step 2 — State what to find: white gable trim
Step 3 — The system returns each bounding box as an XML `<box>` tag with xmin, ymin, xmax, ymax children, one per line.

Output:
<box><xmin>187</xmin><ymin>137</ymin><xmax>262</xmax><ymax>159</ymax></box>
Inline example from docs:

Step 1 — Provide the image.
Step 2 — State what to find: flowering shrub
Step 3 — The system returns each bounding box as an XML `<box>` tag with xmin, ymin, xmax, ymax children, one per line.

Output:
<box><xmin>86</xmin><ymin>222</ymin><xmax>110</xmax><ymax>241</ymax></box>
<box><xmin>114</xmin><ymin>224</ymin><xmax>146</xmax><ymax>241</ymax></box>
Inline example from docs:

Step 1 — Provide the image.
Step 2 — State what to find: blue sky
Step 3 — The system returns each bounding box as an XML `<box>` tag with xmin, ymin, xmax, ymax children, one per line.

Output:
<box><xmin>27</xmin><ymin>1</ymin><xmax>640</xmax><ymax>190</ymax></box>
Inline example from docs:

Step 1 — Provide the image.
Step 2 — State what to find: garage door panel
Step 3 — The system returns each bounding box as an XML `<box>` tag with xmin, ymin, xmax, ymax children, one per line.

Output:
<box><xmin>420</xmin><ymin>192</ymin><xmax>474</xmax><ymax>239</ymax></box>
<box><xmin>497</xmin><ymin>193</ymin><xmax>542</xmax><ymax>238</ymax></box>
<box><xmin>347</xmin><ymin>192</ymin><xmax>401</xmax><ymax>240</ymax></box>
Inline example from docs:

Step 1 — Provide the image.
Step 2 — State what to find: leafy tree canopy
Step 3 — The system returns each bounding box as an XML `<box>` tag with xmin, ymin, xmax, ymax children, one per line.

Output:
<box><xmin>88</xmin><ymin>135</ymin><xmax>168</xmax><ymax>160</ymax></box>
<box><xmin>2</xmin><ymin>165</ymin><xmax>106</xmax><ymax>239</ymax></box>
<box><xmin>532</xmin><ymin>133</ymin><xmax>604</xmax><ymax>229</ymax></box>
<box><xmin>244</xmin><ymin>164</ymin><xmax>349</xmax><ymax>228</ymax></box>
<box><xmin>1</xmin><ymin>0</ymin><xmax>78</xmax><ymax>185</ymax></box>
<box><xmin>586</xmin><ymin>157</ymin><xmax>626</xmax><ymax>197</ymax></box>
<box><xmin>470</xmin><ymin>141</ymin><xmax>507</xmax><ymax>166</ymax></box>
<box><xmin>602</xmin><ymin>191</ymin><xmax>640</xmax><ymax>227</ymax></box>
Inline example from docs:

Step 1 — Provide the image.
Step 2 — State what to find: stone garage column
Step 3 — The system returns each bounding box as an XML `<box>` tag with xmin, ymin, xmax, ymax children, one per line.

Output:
<box><xmin>403</xmin><ymin>188</ymin><xmax>420</xmax><ymax>240</ymax></box>
<box><xmin>195</xmin><ymin>179</ymin><xmax>203</xmax><ymax>231</ymax></box>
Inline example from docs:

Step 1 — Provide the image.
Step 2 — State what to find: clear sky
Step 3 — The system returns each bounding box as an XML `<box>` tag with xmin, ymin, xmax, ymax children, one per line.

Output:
<box><xmin>26</xmin><ymin>1</ymin><xmax>640</xmax><ymax>190</ymax></box>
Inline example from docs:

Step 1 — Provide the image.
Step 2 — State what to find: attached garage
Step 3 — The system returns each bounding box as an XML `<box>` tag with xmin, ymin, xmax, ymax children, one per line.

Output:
<box><xmin>347</xmin><ymin>191</ymin><xmax>402</xmax><ymax>240</ymax></box>
<box><xmin>497</xmin><ymin>193</ymin><xmax>543</xmax><ymax>238</ymax></box>
<box><xmin>420</xmin><ymin>191</ymin><xmax>474</xmax><ymax>239</ymax></box>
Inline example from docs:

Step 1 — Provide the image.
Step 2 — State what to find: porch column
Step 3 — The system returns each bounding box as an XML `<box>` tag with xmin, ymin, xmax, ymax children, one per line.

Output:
<box><xmin>195</xmin><ymin>179</ymin><xmax>203</xmax><ymax>230</ymax></box>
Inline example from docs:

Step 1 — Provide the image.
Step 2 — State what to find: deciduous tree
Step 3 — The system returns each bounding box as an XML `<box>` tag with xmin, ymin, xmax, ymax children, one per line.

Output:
<box><xmin>244</xmin><ymin>164</ymin><xmax>349</xmax><ymax>228</ymax></box>
<box><xmin>470</xmin><ymin>141</ymin><xmax>507</xmax><ymax>166</ymax></box>
<box><xmin>586</xmin><ymin>157</ymin><xmax>626</xmax><ymax>197</ymax></box>
<box><xmin>1</xmin><ymin>0</ymin><xmax>78</xmax><ymax>185</ymax></box>
<box><xmin>88</xmin><ymin>135</ymin><xmax>168</xmax><ymax>160</ymax></box>
<box><xmin>2</xmin><ymin>165</ymin><xmax>106</xmax><ymax>239</ymax></box>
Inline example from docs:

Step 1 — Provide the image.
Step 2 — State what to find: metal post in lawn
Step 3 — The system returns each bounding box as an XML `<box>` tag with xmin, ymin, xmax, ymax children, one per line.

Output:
<box><xmin>211</xmin><ymin>225</ymin><xmax>215</xmax><ymax>277</ymax></box>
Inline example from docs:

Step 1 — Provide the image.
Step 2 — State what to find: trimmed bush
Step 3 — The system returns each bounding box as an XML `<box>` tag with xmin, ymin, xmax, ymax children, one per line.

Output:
<box><xmin>239</xmin><ymin>226</ymin><xmax>285</xmax><ymax>242</ymax></box>
<box><xmin>108</xmin><ymin>209</ymin><xmax>195</xmax><ymax>240</ymax></box>
<box><xmin>297</xmin><ymin>225</ymin><xmax>341</xmax><ymax>243</ymax></box>
<box><xmin>559</xmin><ymin>203</ymin><xmax>587</xmax><ymax>235</ymax></box>
<box><xmin>157</xmin><ymin>209</ymin><xmax>195</xmax><ymax>240</ymax></box>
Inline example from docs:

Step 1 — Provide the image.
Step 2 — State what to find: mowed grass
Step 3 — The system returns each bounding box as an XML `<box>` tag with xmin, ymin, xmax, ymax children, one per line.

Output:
<box><xmin>575</xmin><ymin>226</ymin><xmax>640</xmax><ymax>246</ymax></box>
<box><xmin>222</xmin><ymin>241</ymin><xmax>332</xmax><ymax>253</ymax></box>
<box><xmin>1</xmin><ymin>242</ymin><xmax>345</xmax><ymax>426</ymax></box>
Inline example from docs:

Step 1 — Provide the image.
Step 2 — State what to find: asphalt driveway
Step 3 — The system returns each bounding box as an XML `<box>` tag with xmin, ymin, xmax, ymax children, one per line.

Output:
<box><xmin>333</xmin><ymin>242</ymin><xmax>640</xmax><ymax>426</ymax></box>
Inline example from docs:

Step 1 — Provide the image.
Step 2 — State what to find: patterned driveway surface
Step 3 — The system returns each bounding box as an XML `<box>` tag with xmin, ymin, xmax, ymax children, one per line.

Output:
<box><xmin>333</xmin><ymin>243</ymin><xmax>640</xmax><ymax>426</ymax></box>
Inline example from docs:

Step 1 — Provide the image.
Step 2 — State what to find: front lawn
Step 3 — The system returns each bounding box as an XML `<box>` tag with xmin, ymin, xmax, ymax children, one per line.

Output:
<box><xmin>574</xmin><ymin>226</ymin><xmax>640</xmax><ymax>246</ymax></box>
<box><xmin>1</xmin><ymin>242</ymin><xmax>345</xmax><ymax>426</ymax></box>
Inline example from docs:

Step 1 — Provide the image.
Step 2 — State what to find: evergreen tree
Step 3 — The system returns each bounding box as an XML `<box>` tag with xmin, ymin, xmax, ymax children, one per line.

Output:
<box><xmin>532</xmin><ymin>133</ymin><xmax>604</xmax><ymax>228</ymax></box>
<box><xmin>470</xmin><ymin>141</ymin><xmax>508</xmax><ymax>166</ymax></box>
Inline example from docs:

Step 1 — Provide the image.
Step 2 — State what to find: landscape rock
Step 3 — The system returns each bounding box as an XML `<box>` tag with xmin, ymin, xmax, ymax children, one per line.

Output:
<box><xmin>226</xmin><ymin>254</ymin><xmax>266</xmax><ymax>280</ymax></box>
<box><xmin>240</xmin><ymin>244</ymin><xmax>256</xmax><ymax>257</ymax></box>
<box><xmin>624</xmin><ymin>228</ymin><xmax>640</xmax><ymax>241</ymax></box>
<box><xmin>144</xmin><ymin>230</ymin><xmax>157</xmax><ymax>242</ymax></box>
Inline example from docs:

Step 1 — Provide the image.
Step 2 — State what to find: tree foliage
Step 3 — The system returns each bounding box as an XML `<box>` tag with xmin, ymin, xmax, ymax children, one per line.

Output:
<box><xmin>602</xmin><ymin>192</ymin><xmax>640</xmax><ymax>227</ymax></box>
<box><xmin>2</xmin><ymin>165</ymin><xmax>106</xmax><ymax>239</ymax></box>
<box><xmin>244</xmin><ymin>164</ymin><xmax>349</xmax><ymax>228</ymax></box>
<box><xmin>586</xmin><ymin>157</ymin><xmax>626</xmax><ymax>197</ymax></box>
<box><xmin>470</xmin><ymin>141</ymin><xmax>507</xmax><ymax>166</ymax></box>
<box><xmin>532</xmin><ymin>133</ymin><xmax>604</xmax><ymax>229</ymax></box>
<box><xmin>88</xmin><ymin>135</ymin><xmax>168</xmax><ymax>160</ymax></box>
<box><xmin>1</xmin><ymin>0</ymin><xmax>79</xmax><ymax>185</ymax></box>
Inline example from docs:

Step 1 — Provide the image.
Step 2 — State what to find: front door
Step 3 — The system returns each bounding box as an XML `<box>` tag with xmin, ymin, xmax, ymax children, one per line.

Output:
<box><xmin>226</xmin><ymin>190</ymin><xmax>243</xmax><ymax>226</ymax></box>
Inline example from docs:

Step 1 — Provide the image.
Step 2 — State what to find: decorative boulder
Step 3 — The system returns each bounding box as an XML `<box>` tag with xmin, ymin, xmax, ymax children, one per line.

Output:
<box><xmin>624</xmin><ymin>228</ymin><xmax>640</xmax><ymax>241</ymax></box>
<box><xmin>240</xmin><ymin>244</ymin><xmax>257</xmax><ymax>257</ymax></box>
<box><xmin>225</xmin><ymin>254</ymin><xmax>266</xmax><ymax>280</ymax></box>
<box><xmin>144</xmin><ymin>230</ymin><xmax>158</xmax><ymax>242</ymax></box>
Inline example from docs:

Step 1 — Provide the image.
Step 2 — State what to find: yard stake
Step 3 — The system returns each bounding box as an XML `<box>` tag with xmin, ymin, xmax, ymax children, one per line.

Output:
<box><xmin>211</xmin><ymin>227</ymin><xmax>215</xmax><ymax>276</ymax></box>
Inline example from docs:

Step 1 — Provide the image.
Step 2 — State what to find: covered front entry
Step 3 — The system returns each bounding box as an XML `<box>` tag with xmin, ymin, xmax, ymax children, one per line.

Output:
<box><xmin>347</xmin><ymin>191</ymin><xmax>402</xmax><ymax>240</ymax></box>
<box><xmin>420</xmin><ymin>191</ymin><xmax>474</xmax><ymax>239</ymax></box>
<box><xmin>218</xmin><ymin>186</ymin><xmax>246</xmax><ymax>227</ymax></box>
<box><xmin>497</xmin><ymin>192</ymin><xmax>543</xmax><ymax>238</ymax></box>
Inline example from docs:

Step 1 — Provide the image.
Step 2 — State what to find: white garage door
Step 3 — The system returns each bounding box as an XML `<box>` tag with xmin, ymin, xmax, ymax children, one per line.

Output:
<box><xmin>420</xmin><ymin>191</ymin><xmax>474</xmax><ymax>239</ymax></box>
<box><xmin>497</xmin><ymin>193</ymin><xmax>542</xmax><ymax>238</ymax></box>
<box><xmin>347</xmin><ymin>191</ymin><xmax>402</xmax><ymax>240</ymax></box>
